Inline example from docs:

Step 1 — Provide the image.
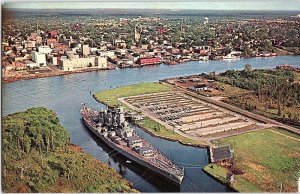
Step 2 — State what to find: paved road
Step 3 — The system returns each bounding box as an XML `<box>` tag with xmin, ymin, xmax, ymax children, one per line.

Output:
<box><xmin>206</xmin><ymin>124</ymin><xmax>275</xmax><ymax>141</ymax></box>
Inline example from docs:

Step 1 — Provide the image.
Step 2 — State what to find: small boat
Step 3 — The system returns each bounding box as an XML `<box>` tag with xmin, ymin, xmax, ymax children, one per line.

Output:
<box><xmin>126</xmin><ymin>160</ymin><xmax>131</xmax><ymax>163</ymax></box>
<box><xmin>223</xmin><ymin>53</ymin><xmax>240</xmax><ymax>60</ymax></box>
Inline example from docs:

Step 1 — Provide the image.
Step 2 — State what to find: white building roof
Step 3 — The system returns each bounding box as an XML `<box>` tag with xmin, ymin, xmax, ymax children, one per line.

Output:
<box><xmin>38</xmin><ymin>46</ymin><xmax>52</xmax><ymax>54</ymax></box>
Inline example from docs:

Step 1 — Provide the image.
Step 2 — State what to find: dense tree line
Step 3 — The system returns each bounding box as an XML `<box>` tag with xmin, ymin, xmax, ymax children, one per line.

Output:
<box><xmin>208</xmin><ymin>65</ymin><xmax>300</xmax><ymax>126</ymax></box>
<box><xmin>2</xmin><ymin>107</ymin><xmax>70</xmax><ymax>155</ymax></box>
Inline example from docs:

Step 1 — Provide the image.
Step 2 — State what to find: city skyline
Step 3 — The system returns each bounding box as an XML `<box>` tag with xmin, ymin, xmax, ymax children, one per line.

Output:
<box><xmin>3</xmin><ymin>0</ymin><xmax>300</xmax><ymax>11</ymax></box>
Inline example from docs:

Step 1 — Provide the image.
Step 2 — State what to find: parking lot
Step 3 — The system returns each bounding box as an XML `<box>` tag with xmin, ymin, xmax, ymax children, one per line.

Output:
<box><xmin>123</xmin><ymin>92</ymin><xmax>260</xmax><ymax>136</ymax></box>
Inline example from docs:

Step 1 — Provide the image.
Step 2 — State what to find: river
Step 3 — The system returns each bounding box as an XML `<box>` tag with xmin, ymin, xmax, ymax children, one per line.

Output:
<box><xmin>2</xmin><ymin>55</ymin><xmax>300</xmax><ymax>192</ymax></box>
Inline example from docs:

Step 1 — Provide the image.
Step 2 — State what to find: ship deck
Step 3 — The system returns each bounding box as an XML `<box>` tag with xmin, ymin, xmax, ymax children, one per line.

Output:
<box><xmin>81</xmin><ymin>106</ymin><xmax>184</xmax><ymax>178</ymax></box>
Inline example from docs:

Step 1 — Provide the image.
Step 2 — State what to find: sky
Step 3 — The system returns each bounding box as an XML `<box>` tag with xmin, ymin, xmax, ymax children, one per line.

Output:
<box><xmin>2</xmin><ymin>0</ymin><xmax>300</xmax><ymax>11</ymax></box>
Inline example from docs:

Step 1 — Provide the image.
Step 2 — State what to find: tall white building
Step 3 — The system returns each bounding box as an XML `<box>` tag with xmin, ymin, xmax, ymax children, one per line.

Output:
<box><xmin>52</xmin><ymin>56</ymin><xmax>58</xmax><ymax>65</ymax></box>
<box><xmin>204</xmin><ymin>17</ymin><xmax>209</xmax><ymax>25</ymax></box>
<box><xmin>82</xmin><ymin>44</ymin><xmax>90</xmax><ymax>56</ymax></box>
<box><xmin>31</xmin><ymin>51</ymin><xmax>46</xmax><ymax>67</ymax></box>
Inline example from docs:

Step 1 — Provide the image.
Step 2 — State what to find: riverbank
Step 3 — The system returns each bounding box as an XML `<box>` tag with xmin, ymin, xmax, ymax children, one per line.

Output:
<box><xmin>204</xmin><ymin>128</ymin><xmax>300</xmax><ymax>192</ymax></box>
<box><xmin>135</xmin><ymin>118</ymin><xmax>209</xmax><ymax>148</ymax></box>
<box><xmin>2</xmin><ymin>67</ymin><xmax>111</xmax><ymax>83</ymax></box>
<box><xmin>3</xmin><ymin>54</ymin><xmax>298</xmax><ymax>84</ymax></box>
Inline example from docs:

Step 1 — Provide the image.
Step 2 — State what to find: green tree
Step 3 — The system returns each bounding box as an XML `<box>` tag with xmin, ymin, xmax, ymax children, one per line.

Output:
<box><xmin>244</xmin><ymin>64</ymin><xmax>252</xmax><ymax>76</ymax></box>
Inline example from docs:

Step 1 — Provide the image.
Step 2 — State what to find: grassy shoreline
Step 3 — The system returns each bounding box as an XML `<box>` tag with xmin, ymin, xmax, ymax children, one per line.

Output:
<box><xmin>204</xmin><ymin>128</ymin><xmax>300</xmax><ymax>192</ymax></box>
<box><xmin>135</xmin><ymin>117</ymin><xmax>209</xmax><ymax>148</ymax></box>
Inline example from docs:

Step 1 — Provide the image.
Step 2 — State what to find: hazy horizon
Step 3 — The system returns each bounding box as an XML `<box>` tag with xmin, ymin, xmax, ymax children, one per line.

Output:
<box><xmin>2</xmin><ymin>1</ymin><xmax>300</xmax><ymax>11</ymax></box>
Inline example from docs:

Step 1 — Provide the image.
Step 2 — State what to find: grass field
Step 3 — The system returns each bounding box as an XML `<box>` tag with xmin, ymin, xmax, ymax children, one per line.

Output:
<box><xmin>215</xmin><ymin>82</ymin><xmax>249</xmax><ymax>97</ymax></box>
<box><xmin>94</xmin><ymin>82</ymin><xmax>173</xmax><ymax>107</ymax></box>
<box><xmin>203</xmin><ymin>164</ymin><xmax>227</xmax><ymax>184</ymax></box>
<box><xmin>206</xmin><ymin>128</ymin><xmax>300</xmax><ymax>192</ymax></box>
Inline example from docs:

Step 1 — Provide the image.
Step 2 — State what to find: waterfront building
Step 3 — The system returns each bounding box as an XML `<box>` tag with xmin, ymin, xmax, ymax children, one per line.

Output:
<box><xmin>82</xmin><ymin>44</ymin><xmax>90</xmax><ymax>56</ymax></box>
<box><xmin>59</xmin><ymin>56</ymin><xmax>107</xmax><ymax>71</ymax></box>
<box><xmin>95</xmin><ymin>57</ymin><xmax>108</xmax><ymax>68</ymax></box>
<box><xmin>31</xmin><ymin>51</ymin><xmax>46</xmax><ymax>67</ymax></box>
<box><xmin>59</xmin><ymin>57</ymin><xmax>95</xmax><ymax>71</ymax></box>
<box><xmin>199</xmin><ymin>55</ymin><xmax>209</xmax><ymax>61</ymax></box>
<box><xmin>211</xmin><ymin>145</ymin><xmax>233</xmax><ymax>163</ymax></box>
<box><xmin>138</xmin><ymin>57</ymin><xmax>161</xmax><ymax>65</ymax></box>
<box><xmin>25</xmin><ymin>60</ymin><xmax>39</xmax><ymax>68</ymax></box>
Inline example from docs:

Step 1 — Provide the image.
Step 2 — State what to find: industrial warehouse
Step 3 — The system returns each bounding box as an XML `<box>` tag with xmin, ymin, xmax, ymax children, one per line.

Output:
<box><xmin>121</xmin><ymin>92</ymin><xmax>266</xmax><ymax>137</ymax></box>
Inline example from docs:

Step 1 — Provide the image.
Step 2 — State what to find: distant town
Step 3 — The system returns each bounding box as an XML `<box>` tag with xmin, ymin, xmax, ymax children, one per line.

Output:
<box><xmin>2</xmin><ymin>10</ymin><xmax>300</xmax><ymax>82</ymax></box>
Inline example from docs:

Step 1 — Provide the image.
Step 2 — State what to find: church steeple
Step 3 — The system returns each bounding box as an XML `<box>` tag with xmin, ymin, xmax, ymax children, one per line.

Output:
<box><xmin>134</xmin><ymin>24</ymin><xmax>141</xmax><ymax>42</ymax></box>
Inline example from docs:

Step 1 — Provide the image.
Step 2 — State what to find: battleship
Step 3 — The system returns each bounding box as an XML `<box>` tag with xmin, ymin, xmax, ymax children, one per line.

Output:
<box><xmin>80</xmin><ymin>104</ymin><xmax>184</xmax><ymax>185</ymax></box>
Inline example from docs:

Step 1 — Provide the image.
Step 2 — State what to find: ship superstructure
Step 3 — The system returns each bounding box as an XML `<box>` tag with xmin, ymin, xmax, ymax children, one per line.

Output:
<box><xmin>80</xmin><ymin>104</ymin><xmax>184</xmax><ymax>185</ymax></box>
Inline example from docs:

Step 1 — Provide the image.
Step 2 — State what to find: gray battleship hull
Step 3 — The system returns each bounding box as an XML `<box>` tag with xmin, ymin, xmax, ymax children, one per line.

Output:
<box><xmin>82</xmin><ymin>116</ymin><xmax>183</xmax><ymax>185</ymax></box>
